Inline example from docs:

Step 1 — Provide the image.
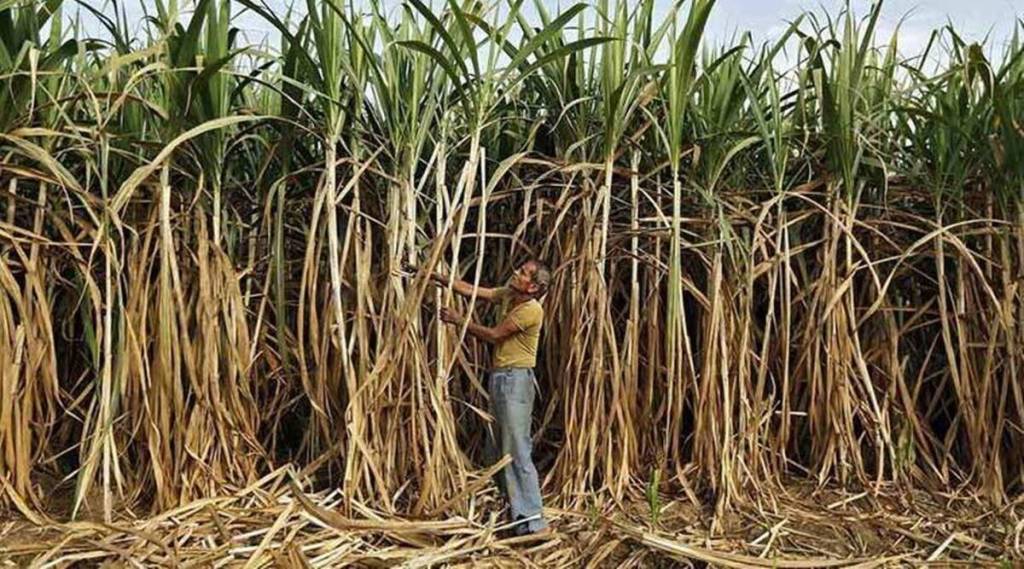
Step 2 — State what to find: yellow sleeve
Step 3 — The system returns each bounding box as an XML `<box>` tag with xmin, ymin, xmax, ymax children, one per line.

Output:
<box><xmin>509</xmin><ymin>302</ymin><xmax>543</xmax><ymax>332</ymax></box>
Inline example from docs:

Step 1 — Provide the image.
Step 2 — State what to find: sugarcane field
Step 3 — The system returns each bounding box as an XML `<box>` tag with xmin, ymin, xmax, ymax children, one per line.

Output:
<box><xmin>2</xmin><ymin>0</ymin><xmax>1024</xmax><ymax>565</ymax></box>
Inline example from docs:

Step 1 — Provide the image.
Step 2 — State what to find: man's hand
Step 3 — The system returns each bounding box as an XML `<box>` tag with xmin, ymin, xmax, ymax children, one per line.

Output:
<box><xmin>402</xmin><ymin>260</ymin><xmax>445</xmax><ymax>284</ymax></box>
<box><xmin>439</xmin><ymin>306</ymin><xmax>463</xmax><ymax>325</ymax></box>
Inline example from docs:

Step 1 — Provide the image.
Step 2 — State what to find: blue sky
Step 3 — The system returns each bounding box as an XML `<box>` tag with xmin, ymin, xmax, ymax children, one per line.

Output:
<box><xmin>77</xmin><ymin>0</ymin><xmax>1023</xmax><ymax>59</ymax></box>
<box><xmin>704</xmin><ymin>0</ymin><xmax>1021</xmax><ymax>54</ymax></box>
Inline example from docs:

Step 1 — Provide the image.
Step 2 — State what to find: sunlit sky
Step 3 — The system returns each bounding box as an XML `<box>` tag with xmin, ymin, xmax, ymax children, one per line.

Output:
<box><xmin>75</xmin><ymin>0</ymin><xmax>1022</xmax><ymax>60</ymax></box>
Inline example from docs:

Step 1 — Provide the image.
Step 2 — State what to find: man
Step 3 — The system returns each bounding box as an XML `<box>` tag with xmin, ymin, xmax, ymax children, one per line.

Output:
<box><xmin>404</xmin><ymin>258</ymin><xmax>552</xmax><ymax>536</ymax></box>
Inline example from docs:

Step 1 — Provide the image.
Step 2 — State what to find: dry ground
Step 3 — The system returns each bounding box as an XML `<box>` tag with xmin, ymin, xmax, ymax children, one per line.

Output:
<box><xmin>0</xmin><ymin>468</ymin><xmax>1020</xmax><ymax>567</ymax></box>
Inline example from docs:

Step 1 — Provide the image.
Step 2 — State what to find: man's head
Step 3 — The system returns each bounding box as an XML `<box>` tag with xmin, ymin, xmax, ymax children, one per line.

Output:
<box><xmin>508</xmin><ymin>259</ymin><xmax>551</xmax><ymax>299</ymax></box>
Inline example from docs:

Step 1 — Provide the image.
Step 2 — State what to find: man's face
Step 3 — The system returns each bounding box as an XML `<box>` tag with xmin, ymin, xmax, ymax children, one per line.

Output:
<box><xmin>508</xmin><ymin>262</ymin><xmax>538</xmax><ymax>295</ymax></box>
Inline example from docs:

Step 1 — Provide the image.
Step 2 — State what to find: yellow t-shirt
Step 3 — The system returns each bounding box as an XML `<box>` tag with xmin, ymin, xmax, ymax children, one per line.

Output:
<box><xmin>493</xmin><ymin>288</ymin><xmax>544</xmax><ymax>369</ymax></box>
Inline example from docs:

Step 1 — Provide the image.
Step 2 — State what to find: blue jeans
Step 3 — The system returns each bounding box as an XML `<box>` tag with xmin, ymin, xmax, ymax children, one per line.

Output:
<box><xmin>487</xmin><ymin>367</ymin><xmax>548</xmax><ymax>534</ymax></box>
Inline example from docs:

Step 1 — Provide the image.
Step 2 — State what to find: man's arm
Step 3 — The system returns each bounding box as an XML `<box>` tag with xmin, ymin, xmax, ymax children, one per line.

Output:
<box><xmin>445</xmin><ymin>276</ymin><xmax>502</xmax><ymax>301</ymax></box>
<box><xmin>405</xmin><ymin>262</ymin><xmax>502</xmax><ymax>301</ymax></box>
<box><xmin>440</xmin><ymin>307</ymin><xmax>519</xmax><ymax>344</ymax></box>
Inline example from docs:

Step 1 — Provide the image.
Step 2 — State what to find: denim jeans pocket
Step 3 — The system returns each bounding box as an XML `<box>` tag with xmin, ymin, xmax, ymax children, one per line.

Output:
<box><xmin>491</xmin><ymin>369</ymin><xmax>533</xmax><ymax>404</ymax></box>
<box><xmin>507</xmin><ymin>372</ymin><xmax>534</xmax><ymax>404</ymax></box>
